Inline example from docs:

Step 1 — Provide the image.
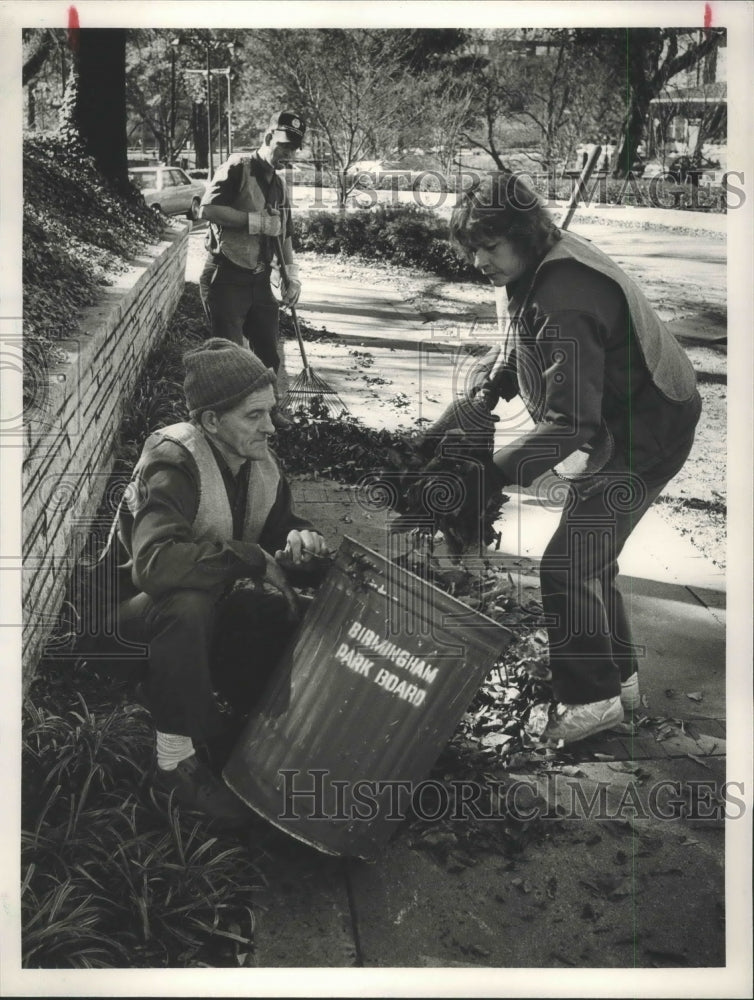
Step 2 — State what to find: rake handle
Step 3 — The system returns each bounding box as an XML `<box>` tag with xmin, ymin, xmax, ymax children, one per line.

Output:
<box><xmin>275</xmin><ymin>235</ymin><xmax>309</xmax><ymax>370</ymax></box>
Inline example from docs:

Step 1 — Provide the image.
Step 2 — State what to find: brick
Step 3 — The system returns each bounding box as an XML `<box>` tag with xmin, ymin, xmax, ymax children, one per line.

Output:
<box><xmin>22</xmin><ymin>223</ymin><xmax>189</xmax><ymax>686</ymax></box>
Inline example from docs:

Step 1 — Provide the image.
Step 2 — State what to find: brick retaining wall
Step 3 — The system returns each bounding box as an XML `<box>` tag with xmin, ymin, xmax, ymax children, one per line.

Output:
<box><xmin>22</xmin><ymin>221</ymin><xmax>190</xmax><ymax>686</ymax></box>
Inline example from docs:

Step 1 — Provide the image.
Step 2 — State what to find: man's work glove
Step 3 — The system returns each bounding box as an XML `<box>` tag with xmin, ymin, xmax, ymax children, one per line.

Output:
<box><xmin>248</xmin><ymin>208</ymin><xmax>282</xmax><ymax>237</ymax></box>
<box><xmin>281</xmin><ymin>261</ymin><xmax>302</xmax><ymax>306</ymax></box>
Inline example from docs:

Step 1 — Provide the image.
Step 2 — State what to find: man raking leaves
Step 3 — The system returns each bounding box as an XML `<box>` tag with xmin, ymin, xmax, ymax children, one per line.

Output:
<box><xmin>399</xmin><ymin>171</ymin><xmax>701</xmax><ymax>746</ymax></box>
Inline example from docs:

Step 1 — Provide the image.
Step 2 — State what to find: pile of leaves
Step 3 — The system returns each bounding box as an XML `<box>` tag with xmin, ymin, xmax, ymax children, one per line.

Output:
<box><xmin>275</xmin><ymin>398</ymin><xmax>509</xmax><ymax>554</ymax></box>
<box><xmin>23</xmin><ymin>131</ymin><xmax>164</xmax><ymax>408</ymax></box>
<box><xmin>22</xmin><ymin>660</ymin><xmax>263</xmax><ymax>968</ymax></box>
<box><xmin>292</xmin><ymin>203</ymin><xmax>483</xmax><ymax>282</ymax></box>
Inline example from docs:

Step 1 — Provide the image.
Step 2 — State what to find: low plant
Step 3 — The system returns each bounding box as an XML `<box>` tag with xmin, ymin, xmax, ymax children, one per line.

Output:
<box><xmin>22</xmin><ymin>681</ymin><xmax>263</xmax><ymax>968</ymax></box>
<box><xmin>293</xmin><ymin>203</ymin><xmax>482</xmax><ymax>281</ymax></box>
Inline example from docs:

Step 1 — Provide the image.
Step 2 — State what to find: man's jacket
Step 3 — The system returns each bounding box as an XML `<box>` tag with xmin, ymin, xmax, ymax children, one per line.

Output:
<box><xmin>116</xmin><ymin>422</ymin><xmax>312</xmax><ymax>600</ymax></box>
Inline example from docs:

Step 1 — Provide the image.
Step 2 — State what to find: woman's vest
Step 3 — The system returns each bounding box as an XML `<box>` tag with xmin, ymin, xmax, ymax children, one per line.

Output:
<box><xmin>523</xmin><ymin>231</ymin><xmax>698</xmax><ymax>404</ymax></box>
<box><xmin>131</xmin><ymin>422</ymin><xmax>280</xmax><ymax>545</ymax></box>
<box><xmin>208</xmin><ymin>154</ymin><xmax>288</xmax><ymax>272</ymax></box>
<box><xmin>508</xmin><ymin>231</ymin><xmax>698</xmax><ymax>483</ymax></box>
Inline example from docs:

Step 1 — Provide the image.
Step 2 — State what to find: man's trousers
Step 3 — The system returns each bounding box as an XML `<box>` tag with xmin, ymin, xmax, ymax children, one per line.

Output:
<box><xmin>199</xmin><ymin>253</ymin><xmax>281</xmax><ymax>373</ymax></box>
<box><xmin>117</xmin><ymin>586</ymin><xmax>293</xmax><ymax>741</ymax></box>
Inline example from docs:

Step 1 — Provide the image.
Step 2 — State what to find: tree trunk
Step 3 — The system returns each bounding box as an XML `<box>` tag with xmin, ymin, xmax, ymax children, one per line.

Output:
<box><xmin>192</xmin><ymin>102</ymin><xmax>208</xmax><ymax>169</ymax></box>
<box><xmin>73</xmin><ymin>29</ymin><xmax>129</xmax><ymax>193</ymax></box>
<box><xmin>612</xmin><ymin>90</ymin><xmax>650</xmax><ymax>178</ymax></box>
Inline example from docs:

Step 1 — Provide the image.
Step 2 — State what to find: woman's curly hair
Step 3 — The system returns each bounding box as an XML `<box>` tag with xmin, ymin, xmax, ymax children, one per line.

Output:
<box><xmin>449</xmin><ymin>171</ymin><xmax>560</xmax><ymax>268</ymax></box>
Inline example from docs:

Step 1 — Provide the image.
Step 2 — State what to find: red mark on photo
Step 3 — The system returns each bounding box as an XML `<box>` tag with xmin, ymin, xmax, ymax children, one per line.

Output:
<box><xmin>67</xmin><ymin>6</ymin><xmax>80</xmax><ymax>53</ymax></box>
<box><xmin>704</xmin><ymin>4</ymin><xmax>713</xmax><ymax>28</ymax></box>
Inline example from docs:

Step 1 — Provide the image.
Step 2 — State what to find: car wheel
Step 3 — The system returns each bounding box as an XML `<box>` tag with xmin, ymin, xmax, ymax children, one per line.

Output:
<box><xmin>190</xmin><ymin>197</ymin><xmax>201</xmax><ymax>221</ymax></box>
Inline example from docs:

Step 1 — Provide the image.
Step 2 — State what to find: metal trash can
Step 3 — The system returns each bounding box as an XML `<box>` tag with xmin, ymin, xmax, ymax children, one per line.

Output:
<box><xmin>223</xmin><ymin>536</ymin><xmax>512</xmax><ymax>858</ymax></box>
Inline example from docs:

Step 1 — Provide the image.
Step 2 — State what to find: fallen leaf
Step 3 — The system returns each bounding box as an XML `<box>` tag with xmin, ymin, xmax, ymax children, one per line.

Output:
<box><xmin>581</xmin><ymin>873</ymin><xmax>626</xmax><ymax>899</ymax></box>
<box><xmin>687</xmin><ymin>753</ymin><xmax>711</xmax><ymax>769</ymax></box>
<box><xmin>608</xmin><ymin>761</ymin><xmax>641</xmax><ymax>774</ymax></box>
<box><xmin>686</xmin><ymin>691</ymin><xmax>704</xmax><ymax>702</ymax></box>
<box><xmin>479</xmin><ymin>733</ymin><xmax>514</xmax><ymax>749</ymax></box>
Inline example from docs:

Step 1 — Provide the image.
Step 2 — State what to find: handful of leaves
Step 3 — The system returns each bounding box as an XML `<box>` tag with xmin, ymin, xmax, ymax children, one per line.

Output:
<box><xmin>373</xmin><ymin>397</ymin><xmax>509</xmax><ymax>554</ymax></box>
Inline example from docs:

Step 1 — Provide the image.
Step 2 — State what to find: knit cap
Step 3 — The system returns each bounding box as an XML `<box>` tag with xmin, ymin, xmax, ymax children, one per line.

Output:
<box><xmin>183</xmin><ymin>338</ymin><xmax>276</xmax><ymax>417</ymax></box>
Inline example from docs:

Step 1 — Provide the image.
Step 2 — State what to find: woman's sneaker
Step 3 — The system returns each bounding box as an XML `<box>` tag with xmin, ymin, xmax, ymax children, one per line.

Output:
<box><xmin>620</xmin><ymin>672</ymin><xmax>641</xmax><ymax>711</ymax></box>
<box><xmin>152</xmin><ymin>754</ymin><xmax>253</xmax><ymax>829</ymax></box>
<box><xmin>535</xmin><ymin>696</ymin><xmax>624</xmax><ymax>745</ymax></box>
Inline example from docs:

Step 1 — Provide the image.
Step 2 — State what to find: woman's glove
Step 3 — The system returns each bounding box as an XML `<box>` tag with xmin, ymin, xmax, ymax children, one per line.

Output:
<box><xmin>416</xmin><ymin>396</ymin><xmax>499</xmax><ymax>464</ymax></box>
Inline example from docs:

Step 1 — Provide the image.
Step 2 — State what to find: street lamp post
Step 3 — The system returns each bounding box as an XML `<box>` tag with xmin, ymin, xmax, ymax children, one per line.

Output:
<box><xmin>185</xmin><ymin>40</ymin><xmax>235</xmax><ymax>175</ymax></box>
<box><xmin>205</xmin><ymin>67</ymin><xmax>232</xmax><ymax>160</ymax></box>
<box><xmin>216</xmin><ymin>71</ymin><xmax>223</xmax><ymax>162</ymax></box>
<box><xmin>225</xmin><ymin>42</ymin><xmax>235</xmax><ymax>155</ymax></box>
<box><xmin>185</xmin><ymin>65</ymin><xmax>213</xmax><ymax>174</ymax></box>
<box><xmin>210</xmin><ymin>68</ymin><xmax>232</xmax><ymax>155</ymax></box>
<box><xmin>206</xmin><ymin>43</ymin><xmax>213</xmax><ymax>177</ymax></box>
<box><xmin>169</xmin><ymin>37</ymin><xmax>179</xmax><ymax>164</ymax></box>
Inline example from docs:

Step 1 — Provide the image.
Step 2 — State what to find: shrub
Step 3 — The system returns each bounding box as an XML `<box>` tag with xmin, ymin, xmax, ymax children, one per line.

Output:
<box><xmin>23</xmin><ymin>131</ymin><xmax>165</xmax><ymax>408</ymax></box>
<box><xmin>293</xmin><ymin>203</ymin><xmax>483</xmax><ymax>281</ymax></box>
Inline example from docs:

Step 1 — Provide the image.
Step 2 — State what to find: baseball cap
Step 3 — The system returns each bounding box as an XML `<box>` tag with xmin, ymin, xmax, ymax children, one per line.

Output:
<box><xmin>268</xmin><ymin>111</ymin><xmax>306</xmax><ymax>148</ymax></box>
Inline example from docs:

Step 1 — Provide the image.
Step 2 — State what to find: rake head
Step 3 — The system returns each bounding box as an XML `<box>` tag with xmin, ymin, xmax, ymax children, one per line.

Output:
<box><xmin>282</xmin><ymin>366</ymin><xmax>349</xmax><ymax>419</ymax></box>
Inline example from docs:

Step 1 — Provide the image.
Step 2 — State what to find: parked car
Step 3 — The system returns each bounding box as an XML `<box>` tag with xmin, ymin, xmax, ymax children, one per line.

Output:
<box><xmin>642</xmin><ymin>154</ymin><xmax>722</xmax><ymax>185</ymax></box>
<box><xmin>129</xmin><ymin>165</ymin><xmax>208</xmax><ymax>219</ymax></box>
<box><xmin>276</xmin><ymin>162</ymin><xmax>320</xmax><ymax>185</ymax></box>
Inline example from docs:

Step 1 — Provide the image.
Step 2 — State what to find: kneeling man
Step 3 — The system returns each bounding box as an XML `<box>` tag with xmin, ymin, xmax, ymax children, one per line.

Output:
<box><xmin>115</xmin><ymin>338</ymin><xmax>328</xmax><ymax>827</ymax></box>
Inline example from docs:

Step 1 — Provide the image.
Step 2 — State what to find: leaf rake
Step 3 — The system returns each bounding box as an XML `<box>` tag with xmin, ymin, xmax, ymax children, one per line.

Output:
<box><xmin>275</xmin><ymin>237</ymin><xmax>348</xmax><ymax>419</ymax></box>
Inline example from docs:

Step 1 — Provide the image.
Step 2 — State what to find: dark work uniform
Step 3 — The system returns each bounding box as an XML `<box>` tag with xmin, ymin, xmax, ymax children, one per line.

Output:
<box><xmin>490</xmin><ymin>231</ymin><xmax>701</xmax><ymax>705</ymax></box>
<box><xmin>199</xmin><ymin>152</ymin><xmax>292</xmax><ymax>372</ymax></box>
